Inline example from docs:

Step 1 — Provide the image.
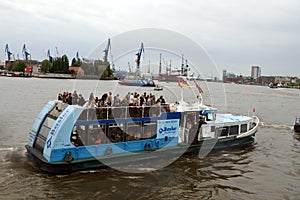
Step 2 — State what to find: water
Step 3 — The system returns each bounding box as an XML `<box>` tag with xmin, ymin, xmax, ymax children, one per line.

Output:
<box><xmin>0</xmin><ymin>76</ymin><xmax>299</xmax><ymax>199</ymax></box>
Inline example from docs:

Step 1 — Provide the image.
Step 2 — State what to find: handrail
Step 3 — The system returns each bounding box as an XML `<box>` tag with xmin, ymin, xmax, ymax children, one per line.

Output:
<box><xmin>78</xmin><ymin>104</ymin><xmax>171</xmax><ymax>121</ymax></box>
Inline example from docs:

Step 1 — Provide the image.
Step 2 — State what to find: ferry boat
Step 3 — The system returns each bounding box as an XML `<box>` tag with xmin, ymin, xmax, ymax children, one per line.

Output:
<box><xmin>118</xmin><ymin>77</ymin><xmax>156</xmax><ymax>87</ymax></box>
<box><xmin>118</xmin><ymin>72</ymin><xmax>156</xmax><ymax>87</ymax></box>
<box><xmin>25</xmin><ymin>95</ymin><xmax>259</xmax><ymax>174</ymax></box>
<box><xmin>294</xmin><ymin>117</ymin><xmax>300</xmax><ymax>133</ymax></box>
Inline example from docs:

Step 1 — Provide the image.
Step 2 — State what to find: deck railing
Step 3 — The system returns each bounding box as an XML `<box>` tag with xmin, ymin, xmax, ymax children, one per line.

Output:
<box><xmin>78</xmin><ymin>104</ymin><xmax>171</xmax><ymax>121</ymax></box>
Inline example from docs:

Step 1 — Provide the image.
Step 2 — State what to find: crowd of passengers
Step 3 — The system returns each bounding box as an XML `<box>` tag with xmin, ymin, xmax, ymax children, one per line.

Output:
<box><xmin>58</xmin><ymin>91</ymin><xmax>166</xmax><ymax>108</ymax></box>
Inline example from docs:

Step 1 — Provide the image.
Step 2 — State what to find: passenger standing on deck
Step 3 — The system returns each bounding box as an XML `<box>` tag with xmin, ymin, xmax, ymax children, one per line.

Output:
<box><xmin>89</xmin><ymin>92</ymin><xmax>95</xmax><ymax>102</ymax></box>
<box><xmin>107</xmin><ymin>92</ymin><xmax>112</xmax><ymax>106</ymax></box>
<box><xmin>126</xmin><ymin>92</ymin><xmax>131</xmax><ymax>101</ymax></box>
<box><xmin>58</xmin><ymin>93</ymin><xmax>63</xmax><ymax>101</ymax></box>
<box><xmin>78</xmin><ymin>94</ymin><xmax>86</xmax><ymax>106</ymax></box>
<box><xmin>121</xmin><ymin>96</ymin><xmax>129</xmax><ymax>106</ymax></box>
<box><xmin>113</xmin><ymin>94</ymin><xmax>121</xmax><ymax>107</ymax></box>
<box><xmin>139</xmin><ymin>93</ymin><xmax>145</xmax><ymax>106</ymax></box>
<box><xmin>62</xmin><ymin>92</ymin><xmax>68</xmax><ymax>103</ymax></box>
<box><xmin>72</xmin><ymin>90</ymin><xmax>78</xmax><ymax>105</ymax></box>
<box><xmin>101</xmin><ymin>93</ymin><xmax>108</xmax><ymax>105</ymax></box>
<box><xmin>157</xmin><ymin>95</ymin><xmax>166</xmax><ymax>105</ymax></box>
<box><xmin>67</xmin><ymin>93</ymin><xmax>73</xmax><ymax>105</ymax></box>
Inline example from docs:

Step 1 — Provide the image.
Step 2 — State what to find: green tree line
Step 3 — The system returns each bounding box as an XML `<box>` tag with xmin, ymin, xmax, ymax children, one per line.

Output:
<box><xmin>41</xmin><ymin>55</ymin><xmax>113</xmax><ymax>79</ymax></box>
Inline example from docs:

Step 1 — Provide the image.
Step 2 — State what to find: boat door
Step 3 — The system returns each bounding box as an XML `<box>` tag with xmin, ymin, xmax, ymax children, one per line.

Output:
<box><xmin>179</xmin><ymin>111</ymin><xmax>199</xmax><ymax>144</ymax></box>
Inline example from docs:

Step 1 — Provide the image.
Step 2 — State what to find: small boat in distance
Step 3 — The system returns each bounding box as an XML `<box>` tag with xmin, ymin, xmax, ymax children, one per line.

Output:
<box><xmin>269</xmin><ymin>82</ymin><xmax>278</xmax><ymax>88</ymax></box>
<box><xmin>294</xmin><ymin>117</ymin><xmax>300</xmax><ymax>133</ymax></box>
<box><xmin>154</xmin><ymin>85</ymin><xmax>163</xmax><ymax>91</ymax></box>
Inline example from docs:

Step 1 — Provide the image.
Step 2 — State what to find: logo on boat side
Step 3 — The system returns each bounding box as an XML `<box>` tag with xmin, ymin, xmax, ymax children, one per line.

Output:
<box><xmin>159</xmin><ymin>126</ymin><xmax>177</xmax><ymax>134</ymax></box>
<box><xmin>46</xmin><ymin>108</ymin><xmax>71</xmax><ymax>149</ymax></box>
<box><xmin>157</xmin><ymin>119</ymin><xmax>179</xmax><ymax>139</ymax></box>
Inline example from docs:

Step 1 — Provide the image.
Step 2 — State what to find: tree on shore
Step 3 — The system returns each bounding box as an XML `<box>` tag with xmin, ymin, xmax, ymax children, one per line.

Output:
<box><xmin>50</xmin><ymin>54</ymin><xmax>70</xmax><ymax>73</ymax></box>
<box><xmin>41</xmin><ymin>59</ymin><xmax>52</xmax><ymax>73</ymax></box>
<box><xmin>8</xmin><ymin>61</ymin><xmax>26</xmax><ymax>72</ymax></box>
<box><xmin>80</xmin><ymin>59</ymin><xmax>113</xmax><ymax>79</ymax></box>
<box><xmin>71</xmin><ymin>58</ymin><xmax>82</xmax><ymax>67</ymax></box>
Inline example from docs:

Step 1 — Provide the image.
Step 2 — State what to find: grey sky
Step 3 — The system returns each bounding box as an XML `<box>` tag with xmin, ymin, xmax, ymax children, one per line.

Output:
<box><xmin>1</xmin><ymin>0</ymin><xmax>299</xmax><ymax>77</ymax></box>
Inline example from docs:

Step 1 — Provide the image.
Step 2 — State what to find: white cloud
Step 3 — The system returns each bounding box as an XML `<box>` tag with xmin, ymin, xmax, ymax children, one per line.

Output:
<box><xmin>0</xmin><ymin>0</ymin><xmax>299</xmax><ymax>76</ymax></box>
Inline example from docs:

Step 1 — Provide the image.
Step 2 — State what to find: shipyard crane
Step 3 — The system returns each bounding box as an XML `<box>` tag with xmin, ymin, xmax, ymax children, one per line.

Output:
<box><xmin>22</xmin><ymin>44</ymin><xmax>31</xmax><ymax>61</ymax></box>
<box><xmin>135</xmin><ymin>42</ymin><xmax>144</xmax><ymax>71</ymax></box>
<box><xmin>47</xmin><ymin>49</ymin><xmax>53</xmax><ymax>62</ymax></box>
<box><xmin>55</xmin><ymin>46</ymin><xmax>59</xmax><ymax>58</ymax></box>
<box><xmin>103</xmin><ymin>38</ymin><xmax>116</xmax><ymax>70</ymax></box>
<box><xmin>5</xmin><ymin>44</ymin><xmax>13</xmax><ymax>61</ymax></box>
<box><xmin>103</xmin><ymin>38</ymin><xmax>111</xmax><ymax>62</ymax></box>
<box><xmin>76</xmin><ymin>51</ymin><xmax>81</xmax><ymax>61</ymax></box>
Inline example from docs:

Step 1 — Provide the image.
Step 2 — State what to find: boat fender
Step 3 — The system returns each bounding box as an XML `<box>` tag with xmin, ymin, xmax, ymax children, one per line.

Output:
<box><xmin>144</xmin><ymin>143</ymin><xmax>154</xmax><ymax>151</ymax></box>
<box><xmin>63</xmin><ymin>151</ymin><xmax>73</xmax><ymax>162</ymax></box>
<box><xmin>104</xmin><ymin>147</ymin><xmax>113</xmax><ymax>156</ymax></box>
<box><xmin>155</xmin><ymin>140</ymin><xmax>160</xmax><ymax>148</ymax></box>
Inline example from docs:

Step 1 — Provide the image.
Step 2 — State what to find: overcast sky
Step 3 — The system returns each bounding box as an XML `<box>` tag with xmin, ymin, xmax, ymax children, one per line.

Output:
<box><xmin>1</xmin><ymin>0</ymin><xmax>299</xmax><ymax>77</ymax></box>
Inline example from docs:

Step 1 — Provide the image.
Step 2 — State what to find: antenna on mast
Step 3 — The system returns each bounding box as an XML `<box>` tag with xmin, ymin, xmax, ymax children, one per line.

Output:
<box><xmin>159</xmin><ymin>53</ymin><xmax>162</xmax><ymax>74</ymax></box>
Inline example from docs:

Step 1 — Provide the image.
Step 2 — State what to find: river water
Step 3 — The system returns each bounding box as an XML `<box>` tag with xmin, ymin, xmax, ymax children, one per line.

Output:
<box><xmin>0</xmin><ymin>76</ymin><xmax>299</xmax><ymax>199</ymax></box>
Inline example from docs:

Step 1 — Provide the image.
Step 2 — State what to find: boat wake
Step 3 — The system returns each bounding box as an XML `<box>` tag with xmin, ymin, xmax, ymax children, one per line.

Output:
<box><xmin>0</xmin><ymin>146</ymin><xmax>39</xmax><ymax>175</ymax></box>
<box><xmin>259</xmin><ymin>121</ymin><xmax>294</xmax><ymax>130</ymax></box>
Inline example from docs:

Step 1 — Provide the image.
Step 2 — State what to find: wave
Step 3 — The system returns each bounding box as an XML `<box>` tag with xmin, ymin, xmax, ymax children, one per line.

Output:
<box><xmin>259</xmin><ymin>121</ymin><xmax>294</xmax><ymax>130</ymax></box>
<box><xmin>0</xmin><ymin>147</ymin><xmax>15</xmax><ymax>151</ymax></box>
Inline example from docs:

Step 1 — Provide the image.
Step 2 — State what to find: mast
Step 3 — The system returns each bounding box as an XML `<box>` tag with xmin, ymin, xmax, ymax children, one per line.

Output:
<box><xmin>159</xmin><ymin>53</ymin><xmax>162</xmax><ymax>74</ymax></box>
<box><xmin>181</xmin><ymin>54</ymin><xmax>184</xmax><ymax>75</ymax></box>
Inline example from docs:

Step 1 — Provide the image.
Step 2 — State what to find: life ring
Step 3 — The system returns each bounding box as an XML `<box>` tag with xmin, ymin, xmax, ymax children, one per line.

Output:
<box><xmin>104</xmin><ymin>147</ymin><xmax>113</xmax><ymax>156</ymax></box>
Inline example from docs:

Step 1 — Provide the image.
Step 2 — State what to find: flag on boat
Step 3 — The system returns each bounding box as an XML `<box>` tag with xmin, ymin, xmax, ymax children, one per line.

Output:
<box><xmin>193</xmin><ymin>79</ymin><xmax>204</xmax><ymax>94</ymax></box>
<box><xmin>177</xmin><ymin>79</ymin><xmax>182</xmax><ymax>88</ymax></box>
<box><xmin>178</xmin><ymin>77</ymin><xmax>191</xmax><ymax>89</ymax></box>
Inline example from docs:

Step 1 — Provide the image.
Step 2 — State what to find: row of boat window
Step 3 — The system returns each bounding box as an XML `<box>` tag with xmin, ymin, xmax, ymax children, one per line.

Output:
<box><xmin>77</xmin><ymin>106</ymin><xmax>171</xmax><ymax>121</ymax></box>
<box><xmin>211</xmin><ymin>124</ymin><xmax>248</xmax><ymax>137</ymax></box>
<box><xmin>71</xmin><ymin>122</ymin><xmax>158</xmax><ymax>146</ymax></box>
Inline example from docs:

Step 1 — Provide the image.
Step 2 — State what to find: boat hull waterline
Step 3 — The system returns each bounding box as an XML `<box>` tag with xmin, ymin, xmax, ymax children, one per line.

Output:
<box><xmin>26</xmin><ymin>135</ymin><xmax>256</xmax><ymax>174</ymax></box>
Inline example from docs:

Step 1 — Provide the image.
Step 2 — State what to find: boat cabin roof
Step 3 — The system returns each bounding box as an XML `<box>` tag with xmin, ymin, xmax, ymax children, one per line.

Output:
<box><xmin>206</xmin><ymin>113</ymin><xmax>252</xmax><ymax>126</ymax></box>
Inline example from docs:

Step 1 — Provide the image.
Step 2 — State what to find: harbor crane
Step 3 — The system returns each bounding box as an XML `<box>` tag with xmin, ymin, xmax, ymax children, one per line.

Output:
<box><xmin>55</xmin><ymin>46</ymin><xmax>59</xmax><ymax>58</ymax></box>
<box><xmin>47</xmin><ymin>49</ymin><xmax>53</xmax><ymax>62</ymax></box>
<box><xmin>135</xmin><ymin>42</ymin><xmax>144</xmax><ymax>71</ymax></box>
<box><xmin>5</xmin><ymin>44</ymin><xmax>13</xmax><ymax>61</ymax></box>
<box><xmin>103</xmin><ymin>38</ymin><xmax>115</xmax><ymax>70</ymax></box>
<box><xmin>103</xmin><ymin>38</ymin><xmax>111</xmax><ymax>63</ymax></box>
<box><xmin>76</xmin><ymin>51</ymin><xmax>81</xmax><ymax>61</ymax></box>
<box><xmin>22</xmin><ymin>44</ymin><xmax>31</xmax><ymax>61</ymax></box>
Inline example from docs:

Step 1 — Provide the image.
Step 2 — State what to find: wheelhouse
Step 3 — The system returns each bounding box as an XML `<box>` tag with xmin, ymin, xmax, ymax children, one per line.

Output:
<box><xmin>199</xmin><ymin>114</ymin><xmax>254</xmax><ymax>139</ymax></box>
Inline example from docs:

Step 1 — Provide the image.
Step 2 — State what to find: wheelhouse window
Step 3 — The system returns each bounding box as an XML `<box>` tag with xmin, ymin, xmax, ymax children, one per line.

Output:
<box><xmin>229</xmin><ymin>125</ymin><xmax>239</xmax><ymax>135</ymax></box>
<box><xmin>71</xmin><ymin>125</ymin><xmax>107</xmax><ymax>146</ymax></box>
<box><xmin>241</xmin><ymin>124</ymin><xmax>248</xmax><ymax>133</ymax></box>
<box><xmin>211</xmin><ymin>126</ymin><xmax>215</xmax><ymax>132</ymax></box>
<box><xmin>217</xmin><ymin>126</ymin><xmax>229</xmax><ymax>137</ymax></box>
<box><xmin>34</xmin><ymin>102</ymin><xmax>70</xmax><ymax>153</ymax></box>
<box><xmin>34</xmin><ymin>116</ymin><xmax>56</xmax><ymax>153</ymax></box>
<box><xmin>142</xmin><ymin>121</ymin><xmax>157</xmax><ymax>139</ymax></box>
<box><xmin>72</xmin><ymin>119</ymin><xmax>160</xmax><ymax>146</ymax></box>
<box><xmin>206</xmin><ymin>113</ymin><xmax>216</xmax><ymax>121</ymax></box>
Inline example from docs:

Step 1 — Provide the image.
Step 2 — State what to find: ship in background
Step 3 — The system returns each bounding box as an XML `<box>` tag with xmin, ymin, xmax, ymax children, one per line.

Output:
<box><xmin>157</xmin><ymin>54</ymin><xmax>196</xmax><ymax>82</ymax></box>
<box><xmin>118</xmin><ymin>43</ymin><xmax>156</xmax><ymax>87</ymax></box>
